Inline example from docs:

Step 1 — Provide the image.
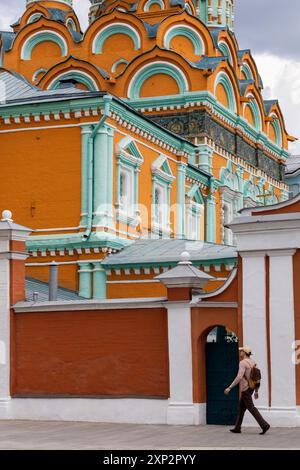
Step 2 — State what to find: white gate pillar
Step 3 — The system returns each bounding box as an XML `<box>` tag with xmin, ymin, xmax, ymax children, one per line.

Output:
<box><xmin>269</xmin><ymin>250</ymin><xmax>297</xmax><ymax>422</ymax></box>
<box><xmin>156</xmin><ymin>252</ymin><xmax>213</xmax><ymax>425</ymax></box>
<box><xmin>240</xmin><ymin>252</ymin><xmax>269</xmax><ymax>408</ymax></box>
<box><xmin>0</xmin><ymin>210</ymin><xmax>31</xmax><ymax>417</ymax></box>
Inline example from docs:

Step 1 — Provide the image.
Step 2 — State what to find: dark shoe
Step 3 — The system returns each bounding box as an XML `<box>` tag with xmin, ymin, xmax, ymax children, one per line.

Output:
<box><xmin>230</xmin><ymin>428</ymin><xmax>241</xmax><ymax>433</ymax></box>
<box><xmin>260</xmin><ymin>424</ymin><xmax>270</xmax><ymax>435</ymax></box>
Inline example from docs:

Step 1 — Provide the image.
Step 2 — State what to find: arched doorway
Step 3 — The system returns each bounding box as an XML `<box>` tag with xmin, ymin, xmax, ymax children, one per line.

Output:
<box><xmin>206</xmin><ymin>325</ymin><xmax>239</xmax><ymax>425</ymax></box>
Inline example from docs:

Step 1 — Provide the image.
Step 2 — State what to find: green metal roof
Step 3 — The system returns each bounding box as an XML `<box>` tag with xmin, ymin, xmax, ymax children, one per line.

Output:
<box><xmin>101</xmin><ymin>239</ymin><xmax>237</xmax><ymax>269</ymax></box>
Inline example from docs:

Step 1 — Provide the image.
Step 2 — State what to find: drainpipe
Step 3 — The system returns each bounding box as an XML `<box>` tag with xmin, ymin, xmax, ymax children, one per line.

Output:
<box><xmin>49</xmin><ymin>261</ymin><xmax>58</xmax><ymax>301</ymax></box>
<box><xmin>82</xmin><ymin>96</ymin><xmax>111</xmax><ymax>241</ymax></box>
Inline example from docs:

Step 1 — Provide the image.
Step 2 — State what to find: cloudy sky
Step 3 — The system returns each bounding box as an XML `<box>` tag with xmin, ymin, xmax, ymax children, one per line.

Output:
<box><xmin>1</xmin><ymin>0</ymin><xmax>300</xmax><ymax>153</ymax></box>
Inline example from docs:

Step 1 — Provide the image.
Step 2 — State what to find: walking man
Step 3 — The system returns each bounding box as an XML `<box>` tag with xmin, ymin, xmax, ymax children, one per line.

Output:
<box><xmin>224</xmin><ymin>346</ymin><xmax>270</xmax><ymax>434</ymax></box>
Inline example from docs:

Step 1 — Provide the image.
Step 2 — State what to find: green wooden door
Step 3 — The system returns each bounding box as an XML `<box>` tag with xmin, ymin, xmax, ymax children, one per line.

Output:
<box><xmin>206</xmin><ymin>335</ymin><xmax>239</xmax><ymax>425</ymax></box>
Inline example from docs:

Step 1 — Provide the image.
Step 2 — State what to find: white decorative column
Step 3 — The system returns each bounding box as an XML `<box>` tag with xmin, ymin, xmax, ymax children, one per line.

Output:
<box><xmin>241</xmin><ymin>252</ymin><xmax>269</xmax><ymax>408</ymax></box>
<box><xmin>166</xmin><ymin>302</ymin><xmax>194</xmax><ymax>424</ymax></box>
<box><xmin>156</xmin><ymin>252</ymin><xmax>213</xmax><ymax>425</ymax></box>
<box><xmin>269</xmin><ymin>250</ymin><xmax>297</xmax><ymax>422</ymax></box>
<box><xmin>0</xmin><ymin>245</ymin><xmax>10</xmax><ymax>408</ymax></box>
<box><xmin>0</xmin><ymin>210</ymin><xmax>31</xmax><ymax>417</ymax></box>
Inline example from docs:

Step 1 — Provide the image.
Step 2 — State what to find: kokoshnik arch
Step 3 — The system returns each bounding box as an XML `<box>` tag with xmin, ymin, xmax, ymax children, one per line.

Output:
<box><xmin>0</xmin><ymin>0</ymin><xmax>296</xmax><ymax>301</ymax></box>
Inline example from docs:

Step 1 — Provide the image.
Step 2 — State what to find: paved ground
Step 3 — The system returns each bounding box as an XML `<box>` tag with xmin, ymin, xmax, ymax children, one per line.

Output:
<box><xmin>0</xmin><ymin>421</ymin><xmax>299</xmax><ymax>450</ymax></box>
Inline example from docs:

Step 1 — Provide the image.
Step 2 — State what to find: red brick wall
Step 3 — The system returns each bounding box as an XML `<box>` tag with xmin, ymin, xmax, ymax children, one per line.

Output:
<box><xmin>12</xmin><ymin>308</ymin><xmax>169</xmax><ymax>398</ymax></box>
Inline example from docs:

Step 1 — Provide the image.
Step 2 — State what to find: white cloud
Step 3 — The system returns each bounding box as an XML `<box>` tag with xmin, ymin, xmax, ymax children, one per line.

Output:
<box><xmin>254</xmin><ymin>53</ymin><xmax>300</xmax><ymax>153</ymax></box>
<box><xmin>73</xmin><ymin>0</ymin><xmax>89</xmax><ymax>31</ymax></box>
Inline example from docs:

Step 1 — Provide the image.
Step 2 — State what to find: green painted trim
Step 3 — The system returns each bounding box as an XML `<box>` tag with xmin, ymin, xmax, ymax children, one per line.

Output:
<box><xmin>187</xmin><ymin>183</ymin><xmax>205</xmax><ymax>204</ymax></box>
<box><xmin>218</xmin><ymin>41</ymin><xmax>233</xmax><ymax>65</ymax></box>
<box><xmin>246</xmin><ymin>97</ymin><xmax>262</xmax><ymax>131</ymax></box>
<box><xmin>110</xmin><ymin>99</ymin><xmax>195</xmax><ymax>155</ymax></box>
<box><xmin>66</xmin><ymin>18</ymin><xmax>76</xmax><ymax>31</ymax></box>
<box><xmin>186</xmin><ymin>166</ymin><xmax>210</xmax><ymax>186</ymax></box>
<box><xmin>80</xmin><ymin>125</ymin><xmax>92</xmax><ymax>227</ymax></box>
<box><xmin>106</xmin><ymin>125</ymin><xmax>115</xmax><ymax>226</ymax></box>
<box><xmin>93</xmin><ymin>262</ymin><xmax>107</xmax><ymax>300</ymax></box>
<box><xmin>0</xmin><ymin>92</ymin><xmax>196</xmax><ymax>160</ymax></box>
<box><xmin>177</xmin><ymin>162</ymin><xmax>186</xmax><ymax>239</ymax></box>
<box><xmin>164</xmin><ymin>25</ymin><xmax>204</xmax><ymax>56</ymax></box>
<box><xmin>78</xmin><ymin>262</ymin><xmax>92</xmax><ymax>299</ymax></box>
<box><xmin>241</xmin><ymin>63</ymin><xmax>253</xmax><ymax>80</ymax></box>
<box><xmin>215</xmin><ymin>71</ymin><xmax>236</xmax><ymax>112</ymax></box>
<box><xmin>27</xmin><ymin>13</ymin><xmax>43</xmax><ymax>24</ymax></box>
<box><xmin>206</xmin><ymin>194</ymin><xmax>216</xmax><ymax>243</ymax></box>
<box><xmin>21</xmin><ymin>31</ymin><xmax>68</xmax><ymax>60</ymax></box>
<box><xmin>272</xmin><ymin>118</ymin><xmax>282</xmax><ymax>147</ymax></box>
<box><xmin>32</xmin><ymin>67</ymin><xmax>47</xmax><ymax>82</ymax></box>
<box><xmin>93</xmin><ymin>24</ymin><xmax>140</xmax><ymax>54</ymax></box>
<box><xmin>26</xmin><ymin>231</ymin><xmax>134</xmax><ymax>252</ymax></box>
<box><xmin>111</xmin><ymin>58</ymin><xmax>129</xmax><ymax>73</ymax></box>
<box><xmin>0</xmin><ymin>91</ymin><xmax>287</xmax><ymax>165</ymax></box>
<box><xmin>93</xmin><ymin>127</ymin><xmax>109</xmax><ymax>227</ymax></box>
<box><xmin>128</xmin><ymin>62</ymin><xmax>189</xmax><ymax>99</ymax></box>
<box><xmin>116</xmin><ymin>136</ymin><xmax>143</xmax><ymax>212</ymax></box>
<box><xmin>144</xmin><ymin>0</ymin><xmax>164</xmax><ymax>11</ymax></box>
<box><xmin>101</xmin><ymin>257</ymin><xmax>238</xmax><ymax>270</ymax></box>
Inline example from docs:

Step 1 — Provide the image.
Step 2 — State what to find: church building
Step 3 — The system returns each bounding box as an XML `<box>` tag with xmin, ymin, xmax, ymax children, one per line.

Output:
<box><xmin>0</xmin><ymin>0</ymin><xmax>295</xmax><ymax>300</ymax></box>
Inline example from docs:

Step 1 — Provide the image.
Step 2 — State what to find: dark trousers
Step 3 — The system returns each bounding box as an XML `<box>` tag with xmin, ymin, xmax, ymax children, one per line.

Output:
<box><xmin>234</xmin><ymin>389</ymin><xmax>269</xmax><ymax>430</ymax></box>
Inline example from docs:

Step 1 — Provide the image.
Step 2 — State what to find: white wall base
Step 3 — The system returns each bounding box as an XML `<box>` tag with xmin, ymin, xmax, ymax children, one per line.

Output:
<box><xmin>0</xmin><ymin>398</ymin><xmax>168</xmax><ymax>424</ymax></box>
<box><xmin>167</xmin><ymin>402</ymin><xmax>206</xmax><ymax>425</ymax></box>
<box><xmin>243</xmin><ymin>406</ymin><xmax>300</xmax><ymax>428</ymax></box>
<box><xmin>0</xmin><ymin>399</ymin><xmax>11</xmax><ymax>419</ymax></box>
<box><xmin>0</xmin><ymin>399</ymin><xmax>299</xmax><ymax>426</ymax></box>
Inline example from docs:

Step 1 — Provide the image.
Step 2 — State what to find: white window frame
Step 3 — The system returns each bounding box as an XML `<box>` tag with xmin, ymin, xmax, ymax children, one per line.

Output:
<box><xmin>152</xmin><ymin>181</ymin><xmax>169</xmax><ymax>234</ymax></box>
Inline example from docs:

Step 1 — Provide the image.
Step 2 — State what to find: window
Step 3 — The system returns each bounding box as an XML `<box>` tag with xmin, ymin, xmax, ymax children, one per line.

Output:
<box><xmin>119</xmin><ymin>169</ymin><xmax>134</xmax><ymax>213</ymax></box>
<box><xmin>187</xmin><ymin>208</ymin><xmax>198</xmax><ymax>240</ymax></box>
<box><xmin>185</xmin><ymin>185</ymin><xmax>204</xmax><ymax>241</ymax></box>
<box><xmin>151</xmin><ymin>155</ymin><xmax>175</xmax><ymax>236</ymax></box>
<box><xmin>116</xmin><ymin>136</ymin><xmax>143</xmax><ymax>227</ymax></box>
<box><xmin>153</xmin><ymin>183</ymin><xmax>167</xmax><ymax>230</ymax></box>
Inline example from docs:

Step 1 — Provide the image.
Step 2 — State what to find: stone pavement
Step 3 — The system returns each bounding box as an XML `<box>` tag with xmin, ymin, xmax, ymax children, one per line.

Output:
<box><xmin>0</xmin><ymin>421</ymin><xmax>299</xmax><ymax>450</ymax></box>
